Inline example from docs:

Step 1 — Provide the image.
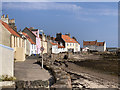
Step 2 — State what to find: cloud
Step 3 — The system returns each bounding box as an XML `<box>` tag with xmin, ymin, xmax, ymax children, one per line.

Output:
<box><xmin>2</xmin><ymin>2</ymin><xmax>117</xmax><ymax>16</ymax></box>
<box><xmin>81</xmin><ymin>8</ymin><xmax>118</xmax><ymax>16</ymax></box>
<box><xmin>2</xmin><ymin>2</ymin><xmax>82</xmax><ymax>12</ymax></box>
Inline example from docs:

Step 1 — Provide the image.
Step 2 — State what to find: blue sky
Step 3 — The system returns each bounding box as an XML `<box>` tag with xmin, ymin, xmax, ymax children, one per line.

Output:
<box><xmin>2</xmin><ymin>2</ymin><xmax>118</xmax><ymax>47</ymax></box>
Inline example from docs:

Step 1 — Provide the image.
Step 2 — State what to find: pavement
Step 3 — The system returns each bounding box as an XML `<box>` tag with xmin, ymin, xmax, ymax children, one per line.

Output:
<box><xmin>14</xmin><ymin>59</ymin><xmax>51</xmax><ymax>81</ymax></box>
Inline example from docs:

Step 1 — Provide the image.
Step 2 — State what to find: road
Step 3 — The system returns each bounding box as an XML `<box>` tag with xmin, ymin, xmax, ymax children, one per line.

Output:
<box><xmin>14</xmin><ymin>59</ymin><xmax>51</xmax><ymax>81</ymax></box>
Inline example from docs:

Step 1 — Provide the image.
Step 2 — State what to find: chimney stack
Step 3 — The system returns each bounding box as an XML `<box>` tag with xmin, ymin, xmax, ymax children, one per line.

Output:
<box><xmin>3</xmin><ymin>14</ymin><xmax>5</xmax><ymax>18</ymax></box>
<box><xmin>56</xmin><ymin>33</ymin><xmax>62</xmax><ymax>38</ymax></box>
<box><xmin>72</xmin><ymin>37</ymin><xmax>77</xmax><ymax>41</ymax></box>
<box><xmin>65</xmin><ymin>33</ymin><xmax>70</xmax><ymax>37</ymax></box>
<box><xmin>29</xmin><ymin>27</ymin><xmax>34</xmax><ymax>30</ymax></box>
<box><xmin>6</xmin><ymin>14</ymin><xmax>8</xmax><ymax>18</ymax></box>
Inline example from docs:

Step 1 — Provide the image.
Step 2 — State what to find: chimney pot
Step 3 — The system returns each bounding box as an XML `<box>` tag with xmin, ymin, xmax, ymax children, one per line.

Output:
<box><xmin>3</xmin><ymin>14</ymin><xmax>5</xmax><ymax>18</ymax></box>
<box><xmin>29</xmin><ymin>27</ymin><xmax>34</xmax><ymax>30</ymax></box>
<box><xmin>65</xmin><ymin>33</ymin><xmax>70</xmax><ymax>37</ymax></box>
<box><xmin>6</xmin><ymin>14</ymin><xmax>8</xmax><ymax>18</ymax></box>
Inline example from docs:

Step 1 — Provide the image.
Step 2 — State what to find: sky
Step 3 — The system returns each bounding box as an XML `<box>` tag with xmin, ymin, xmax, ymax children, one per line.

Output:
<box><xmin>2</xmin><ymin>2</ymin><xmax>118</xmax><ymax>47</ymax></box>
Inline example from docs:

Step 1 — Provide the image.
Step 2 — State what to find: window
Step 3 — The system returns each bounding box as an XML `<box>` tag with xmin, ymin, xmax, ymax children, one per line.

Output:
<box><xmin>67</xmin><ymin>43</ymin><xmax>69</xmax><ymax>46</ymax></box>
<box><xmin>73</xmin><ymin>43</ymin><xmax>74</xmax><ymax>46</ymax></box>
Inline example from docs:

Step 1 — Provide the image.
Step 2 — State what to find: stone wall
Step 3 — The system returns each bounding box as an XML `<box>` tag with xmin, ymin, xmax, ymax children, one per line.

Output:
<box><xmin>38</xmin><ymin>58</ymin><xmax>72</xmax><ymax>89</ymax></box>
<box><xmin>51</xmin><ymin>52</ymin><xmax>73</xmax><ymax>60</ymax></box>
<box><xmin>15</xmin><ymin>80</ymin><xmax>49</xmax><ymax>89</ymax></box>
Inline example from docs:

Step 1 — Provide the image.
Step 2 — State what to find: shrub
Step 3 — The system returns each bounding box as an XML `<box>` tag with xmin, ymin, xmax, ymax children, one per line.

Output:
<box><xmin>0</xmin><ymin>75</ymin><xmax>16</xmax><ymax>81</ymax></box>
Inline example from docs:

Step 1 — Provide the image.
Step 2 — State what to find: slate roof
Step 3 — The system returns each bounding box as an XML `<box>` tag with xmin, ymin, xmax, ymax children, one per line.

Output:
<box><xmin>22</xmin><ymin>32</ymin><xmax>36</xmax><ymax>44</ymax></box>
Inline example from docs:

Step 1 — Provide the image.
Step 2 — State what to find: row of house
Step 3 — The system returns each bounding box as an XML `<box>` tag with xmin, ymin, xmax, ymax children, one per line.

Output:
<box><xmin>1</xmin><ymin>14</ymin><xmax>107</xmax><ymax>61</ymax></box>
<box><xmin>1</xmin><ymin>15</ymin><xmax>81</xmax><ymax>61</ymax></box>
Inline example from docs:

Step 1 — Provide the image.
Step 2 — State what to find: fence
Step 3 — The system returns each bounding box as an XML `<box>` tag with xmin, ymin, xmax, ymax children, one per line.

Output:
<box><xmin>0</xmin><ymin>44</ymin><xmax>14</xmax><ymax>77</ymax></box>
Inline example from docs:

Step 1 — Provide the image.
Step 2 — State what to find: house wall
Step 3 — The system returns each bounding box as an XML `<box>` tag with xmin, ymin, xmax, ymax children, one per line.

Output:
<box><xmin>0</xmin><ymin>44</ymin><xmax>14</xmax><ymax>77</ymax></box>
<box><xmin>96</xmin><ymin>46</ymin><xmax>104</xmax><ymax>52</ymax></box>
<box><xmin>65</xmin><ymin>43</ymin><xmax>80</xmax><ymax>52</ymax></box>
<box><xmin>36</xmin><ymin>37</ymin><xmax>41</xmax><ymax>54</ymax></box>
<box><xmin>15</xmin><ymin>47</ymin><xmax>25</xmax><ymax>61</ymax></box>
<box><xmin>47</xmin><ymin>40</ymin><xmax>52</xmax><ymax>54</ymax></box>
<box><xmin>25</xmin><ymin>39</ymin><xmax>31</xmax><ymax>56</ymax></box>
<box><xmin>1</xmin><ymin>17</ymin><xmax>9</xmax><ymax>24</ymax></box>
<box><xmin>10</xmin><ymin>35</ymin><xmax>26</xmax><ymax>61</ymax></box>
<box><xmin>30</xmin><ymin>44</ymin><xmax>37</xmax><ymax>55</ymax></box>
<box><xmin>75</xmin><ymin>43</ymin><xmax>80</xmax><ymax>52</ymax></box>
<box><xmin>52</xmin><ymin>45</ymin><xmax>59</xmax><ymax>54</ymax></box>
<box><xmin>0</xmin><ymin>23</ymin><xmax>2</xmax><ymax>44</ymax></box>
<box><xmin>42</xmin><ymin>41</ymin><xmax>47</xmax><ymax>54</ymax></box>
<box><xmin>104</xmin><ymin>42</ymin><xmax>106</xmax><ymax>51</ymax></box>
<box><xmin>84</xmin><ymin>44</ymin><xmax>106</xmax><ymax>52</ymax></box>
<box><xmin>32</xmin><ymin>30</ymin><xmax>41</xmax><ymax>54</ymax></box>
<box><xmin>58</xmin><ymin>48</ymin><xmax>65</xmax><ymax>53</ymax></box>
<box><xmin>52</xmin><ymin>45</ymin><xmax>66</xmax><ymax>54</ymax></box>
<box><xmin>83</xmin><ymin>45</ymin><xmax>96</xmax><ymax>51</ymax></box>
<box><xmin>41</xmin><ymin>34</ymin><xmax>47</xmax><ymax>54</ymax></box>
<box><xmin>1</xmin><ymin>25</ymin><xmax>11</xmax><ymax>47</ymax></box>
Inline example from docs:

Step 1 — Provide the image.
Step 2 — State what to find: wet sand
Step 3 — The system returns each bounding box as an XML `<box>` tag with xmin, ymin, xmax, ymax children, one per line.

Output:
<box><xmin>65</xmin><ymin>62</ymin><xmax>118</xmax><ymax>88</ymax></box>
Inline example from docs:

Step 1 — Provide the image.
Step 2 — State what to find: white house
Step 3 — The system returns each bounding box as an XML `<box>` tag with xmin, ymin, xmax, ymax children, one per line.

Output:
<box><xmin>55</xmin><ymin>33</ymin><xmax>80</xmax><ymax>53</ymax></box>
<box><xmin>50</xmin><ymin>41</ymin><xmax>65</xmax><ymax>54</ymax></box>
<box><xmin>83</xmin><ymin>40</ymin><xmax>106</xmax><ymax>52</ymax></box>
<box><xmin>22</xmin><ymin>32</ymin><xmax>37</xmax><ymax>56</ymax></box>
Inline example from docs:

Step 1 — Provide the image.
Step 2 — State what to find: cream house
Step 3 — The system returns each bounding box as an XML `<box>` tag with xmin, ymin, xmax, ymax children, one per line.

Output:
<box><xmin>21</xmin><ymin>32</ymin><xmax>37</xmax><ymax>56</ymax></box>
<box><xmin>1</xmin><ymin>20</ymin><xmax>25</xmax><ymax>61</ymax></box>
<box><xmin>39</xmin><ymin>33</ymin><xmax>47</xmax><ymax>54</ymax></box>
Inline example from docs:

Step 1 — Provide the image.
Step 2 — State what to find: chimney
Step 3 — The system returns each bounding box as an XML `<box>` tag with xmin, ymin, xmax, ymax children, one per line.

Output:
<box><xmin>51</xmin><ymin>37</ymin><xmax>54</xmax><ymax>40</ymax></box>
<box><xmin>72</xmin><ymin>37</ymin><xmax>77</xmax><ymax>41</ymax></box>
<box><xmin>3</xmin><ymin>14</ymin><xmax>5</xmax><ymax>18</ymax></box>
<box><xmin>47</xmin><ymin>35</ymin><xmax>51</xmax><ymax>40</ymax></box>
<box><xmin>56</xmin><ymin>33</ymin><xmax>62</xmax><ymax>38</ymax></box>
<box><xmin>9</xmin><ymin>19</ymin><xmax>15</xmax><ymax>24</ymax></box>
<box><xmin>65</xmin><ymin>33</ymin><xmax>70</xmax><ymax>37</ymax></box>
<box><xmin>6</xmin><ymin>14</ymin><xmax>8</xmax><ymax>18</ymax></box>
<box><xmin>29</xmin><ymin>27</ymin><xmax>34</xmax><ymax>30</ymax></box>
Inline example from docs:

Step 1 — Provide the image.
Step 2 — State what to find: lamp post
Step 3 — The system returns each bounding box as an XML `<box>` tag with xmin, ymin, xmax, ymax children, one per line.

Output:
<box><xmin>40</xmin><ymin>30</ymin><xmax>44</xmax><ymax>69</ymax></box>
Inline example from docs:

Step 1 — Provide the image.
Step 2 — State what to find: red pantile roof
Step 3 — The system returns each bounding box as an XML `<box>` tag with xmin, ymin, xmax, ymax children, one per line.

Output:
<box><xmin>22</xmin><ymin>32</ymin><xmax>36</xmax><ymax>44</ymax></box>
<box><xmin>62</xmin><ymin>35</ymin><xmax>79</xmax><ymax>44</ymax></box>
<box><xmin>1</xmin><ymin>20</ymin><xmax>20</xmax><ymax>37</ymax></box>
<box><xmin>83</xmin><ymin>40</ymin><xmax>105</xmax><ymax>46</ymax></box>
<box><xmin>96</xmin><ymin>42</ymin><xmax>105</xmax><ymax>46</ymax></box>
<box><xmin>83</xmin><ymin>40</ymin><xmax>97</xmax><ymax>46</ymax></box>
